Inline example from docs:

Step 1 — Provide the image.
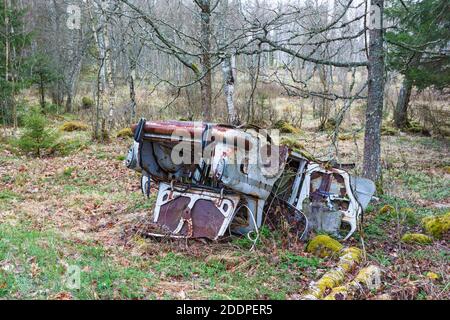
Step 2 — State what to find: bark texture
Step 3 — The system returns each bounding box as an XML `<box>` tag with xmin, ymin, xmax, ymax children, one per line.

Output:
<box><xmin>222</xmin><ymin>54</ymin><xmax>238</xmax><ymax>125</ymax></box>
<box><xmin>197</xmin><ymin>0</ymin><xmax>213</xmax><ymax>121</ymax></box>
<box><xmin>363</xmin><ymin>0</ymin><xmax>385</xmax><ymax>182</ymax></box>
<box><xmin>393</xmin><ymin>79</ymin><xmax>412</xmax><ymax>129</ymax></box>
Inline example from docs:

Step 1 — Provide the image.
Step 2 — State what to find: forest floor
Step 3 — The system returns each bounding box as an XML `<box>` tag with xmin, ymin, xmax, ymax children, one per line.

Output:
<box><xmin>0</xmin><ymin>115</ymin><xmax>449</xmax><ymax>300</ymax></box>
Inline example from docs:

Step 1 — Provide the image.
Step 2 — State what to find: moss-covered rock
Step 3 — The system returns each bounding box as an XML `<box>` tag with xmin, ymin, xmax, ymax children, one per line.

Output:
<box><xmin>273</xmin><ymin>120</ymin><xmax>301</xmax><ymax>134</ymax></box>
<box><xmin>422</xmin><ymin>212</ymin><xmax>450</xmax><ymax>239</ymax></box>
<box><xmin>322</xmin><ymin>286</ymin><xmax>348</xmax><ymax>300</ymax></box>
<box><xmin>117</xmin><ymin>128</ymin><xmax>133</xmax><ymax>138</ymax></box>
<box><xmin>339</xmin><ymin>247</ymin><xmax>362</xmax><ymax>272</ymax></box>
<box><xmin>323</xmin><ymin>265</ymin><xmax>381</xmax><ymax>300</ymax></box>
<box><xmin>60</xmin><ymin>121</ymin><xmax>89</xmax><ymax>132</ymax></box>
<box><xmin>280</xmin><ymin>137</ymin><xmax>316</xmax><ymax>162</ymax></box>
<box><xmin>379</xmin><ymin>204</ymin><xmax>394</xmax><ymax>215</ymax></box>
<box><xmin>280</xmin><ymin>137</ymin><xmax>304</xmax><ymax>150</ymax></box>
<box><xmin>304</xmin><ymin>245</ymin><xmax>362</xmax><ymax>300</ymax></box>
<box><xmin>353</xmin><ymin>265</ymin><xmax>381</xmax><ymax>287</ymax></box>
<box><xmin>306</xmin><ymin>235</ymin><xmax>343</xmax><ymax>258</ymax></box>
<box><xmin>401</xmin><ymin>233</ymin><xmax>433</xmax><ymax>245</ymax></box>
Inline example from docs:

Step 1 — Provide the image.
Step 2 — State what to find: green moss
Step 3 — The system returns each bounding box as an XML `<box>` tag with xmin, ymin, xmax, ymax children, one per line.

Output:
<box><xmin>381</xmin><ymin>124</ymin><xmax>398</xmax><ymax>136</ymax></box>
<box><xmin>280</xmin><ymin>137</ymin><xmax>316</xmax><ymax>161</ymax></box>
<box><xmin>81</xmin><ymin>96</ymin><xmax>94</xmax><ymax>109</ymax></box>
<box><xmin>401</xmin><ymin>233</ymin><xmax>433</xmax><ymax>245</ymax></box>
<box><xmin>306</xmin><ymin>235</ymin><xmax>343</xmax><ymax>258</ymax></box>
<box><xmin>316</xmin><ymin>274</ymin><xmax>337</xmax><ymax>292</ymax></box>
<box><xmin>354</xmin><ymin>265</ymin><xmax>380</xmax><ymax>284</ymax></box>
<box><xmin>117</xmin><ymin>128</ymin><xmax>133</xmax><ymax>138</ymax></box>
<box><xmin>426</xmin><ymin>272</ymin><xmax>439</xmax><ymax>281</ymax></box>
<box><xmin>274</xmin><ymin>120</ymin><xmax>300</xmax><ymax>134</ymax></box>
<box><xmin>405</xmin><ymin>121</ymin><xmax>430</xmax><ymax>136</ymax></box>
<box><xmin>280</xmin><ymin>137</ymin><xmax>304</xmax><ymax>150</ymax></box>
<box><xmin>422</xmin><ymin>212</ymin><xmax>450</xmax><ymax>239</ymax></box>
<box><xmin>60</xmin><ymin>121</ymin><xmax>89</xmax><ymax>132</ymax></box>
<box><xmin>323</xmin><ymin>286</ymin><xmax>348</xmax><ymax>300</ymax></box>
<box><xmin>379</xmin><ymin>204</ymin><xmax>394</xmax><ymax>215</ymax></box>
<box><xmin>339</xmin><ymin>247</ymin><xmax>362</xmax><ymax>272</ymax></box>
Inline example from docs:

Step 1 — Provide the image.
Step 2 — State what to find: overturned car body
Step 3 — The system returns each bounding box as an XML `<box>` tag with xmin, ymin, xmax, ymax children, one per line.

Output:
<box><xmin>126</xmin><ymin>119</ymin><xmax>375</xmax><ymax>241</ymax></box>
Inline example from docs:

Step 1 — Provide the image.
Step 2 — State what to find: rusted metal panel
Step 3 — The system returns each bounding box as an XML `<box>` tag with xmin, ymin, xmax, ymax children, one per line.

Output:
<box><xmin>153</xmin><ymin>182</ymin><xmax>240</xmax><ymax>240</ymax></box>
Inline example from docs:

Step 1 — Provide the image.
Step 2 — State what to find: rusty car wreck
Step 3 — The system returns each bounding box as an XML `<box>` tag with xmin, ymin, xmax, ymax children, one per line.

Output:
<box><xmin>125</xmin><ymin>119</ymin><xmax>375</xmax><ymax>242</ymax></box>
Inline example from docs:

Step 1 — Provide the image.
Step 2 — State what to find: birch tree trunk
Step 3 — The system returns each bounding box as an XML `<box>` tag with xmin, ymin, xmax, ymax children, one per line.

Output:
<box><xmin>89</xmin><ymin>0</ymin><xmax>115</xmax><ymax>138</ymax></box>
<box><xmin>197</xmin><ymin>0</ymin><xmax>212</xmax><ymax>121</ymax></box>
<box><xmin>222</xmin><ymin>54</ymin><xmax>238</xmax><ymax>125</ymax></box>
<box><xmin>363</xmin><ymin>0</ymin><xmax>385</xmax><ymax>183</ymax></box>
<box><xmin>104</xmin><ymin>21</ymin><xmax>116</xmax><ymax>130</ymax></box>
<box><xmin>89</xmin><ymin>0</ymin><xmax>106</xmax><ymax>140</ymax></box>
<box><xmin>65</xmin><ymin>27</ymin><xmax>84</xmax><ymax>113</ymax></box>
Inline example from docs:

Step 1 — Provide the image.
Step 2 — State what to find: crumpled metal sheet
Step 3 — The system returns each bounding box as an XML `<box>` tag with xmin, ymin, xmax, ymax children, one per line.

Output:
<box><xmin>126</xmin><ymin>119</ymin><xmax>375</xmax><ymax>240</ymax></box>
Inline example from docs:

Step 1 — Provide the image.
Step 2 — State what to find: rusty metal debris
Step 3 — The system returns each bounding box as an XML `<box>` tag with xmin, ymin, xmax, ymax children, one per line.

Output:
<box><xmin>125</xmin><ymin>119</ymin><xmax>375</xmax><ymax>241</ymax></box>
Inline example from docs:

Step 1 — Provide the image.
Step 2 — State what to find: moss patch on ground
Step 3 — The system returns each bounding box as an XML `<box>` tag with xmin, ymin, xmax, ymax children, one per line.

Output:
<box><xmin>422</xmin><ymin>212</ymin><xmax>450</xmax><ymax>239</ymax></box>
<box><xmin>401</xmin><ymin>233</ymin><xmax>433</xmax><ymax>245</ymax></box>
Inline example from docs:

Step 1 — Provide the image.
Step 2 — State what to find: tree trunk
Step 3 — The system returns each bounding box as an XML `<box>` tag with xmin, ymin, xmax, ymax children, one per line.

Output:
<box><xmin>4</xmin><ymin>0</ymin><xmax>16</xmax><ymax>130</ymax></box>
<box><xmin>89</xmin><ymin>0</ymin><xmax>115</xmax><ymax>139</ymax></box>
<box><xmin>65</xmin><ymin>94</ymin><xmax>73</xmax><ymax>113</ymax></box>
<box><xmin>39</xmin><ymin>76</ymin><xmax>45</xmax><ymax>108</ymax></box>
<box><xmin>394</xmin><ymin>79</ymin><xmax>412</xmax><ymax>129</ymax></box>
<box><xmin>199</xmin><ymin>0</ymin><xmax>212</xmax><ymax>121</ymax></box>
<box><xmin>65</xmin><ymin>27</ymin><xmax>84</xmax><ymax>113</ymax></box>
<box><xmin>363</xmin><ymin>0</ymin><xmax>385</xmax><ymax>183</ymax></box>
<box><xmin>104</xmin><ymin>23</ymin><xmax>115</xmax><ymax>130</ymax></box>
<box><xmin>128</xmin><ymin>67</ymin><xmax>137</xmax><ymax>124</ymax></box>
<box><xmin>222</xmin><ymin>54</ymin><xmax>238</xmax><ymax>125</ymax></box>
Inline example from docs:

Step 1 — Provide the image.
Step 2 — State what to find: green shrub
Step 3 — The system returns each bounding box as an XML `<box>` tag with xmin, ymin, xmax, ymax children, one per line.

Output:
<box><xmin>0</xmin><ymin>101</ymin><xmax>28</xmax><ymax>127</ymax></box>
<box><xmin>81</xmin><ymin>96</ymin><xmax>94</xmax><ymax>109</ymax></box>
<box><xmin>42</xmin><ymin>103</ymin><xmax>61</xmax><ymax>115</ymax></box>
<box><xmin>14</xmin><ymin>108</ymin><xmax>59</xmax><ymax>157</ymax></box>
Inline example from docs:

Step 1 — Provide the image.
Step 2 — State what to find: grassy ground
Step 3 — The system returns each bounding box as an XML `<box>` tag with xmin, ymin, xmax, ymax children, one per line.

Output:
<box><xmin>0</xmin><ymin>116</ymin><xmax>448</xmax><ymax>300</ymax></box>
